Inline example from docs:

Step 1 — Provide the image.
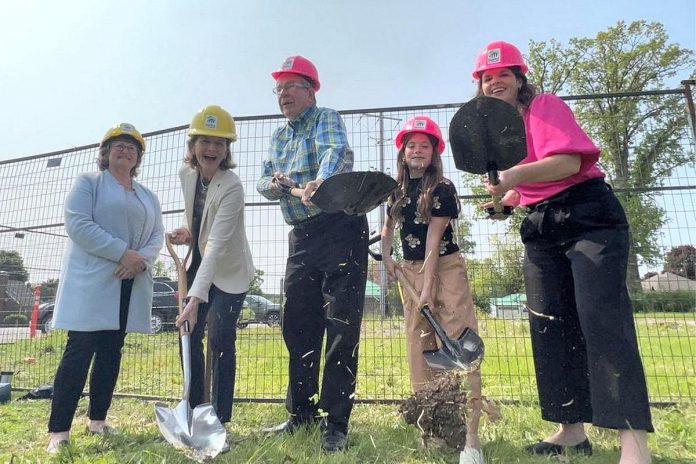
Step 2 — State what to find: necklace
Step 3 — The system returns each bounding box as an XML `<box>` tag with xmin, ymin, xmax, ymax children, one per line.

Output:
<box><xmin>199</xmin><ymin>174</ymin><xmax>210</xmax><ymax>192</ymax></box>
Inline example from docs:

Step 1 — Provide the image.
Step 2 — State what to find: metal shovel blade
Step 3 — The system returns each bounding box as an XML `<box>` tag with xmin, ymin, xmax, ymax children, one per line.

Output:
<box><xmin>310</xmin><ymin>171</ymin><xmax>398</xmax><ymax>215</ymax></box>
<box><xmin>154</xmin><ymin>320</ymin><xmax>226</xmax><ymax>457</ymax></box>
<box><xmin>155</xmin><ymin>402</ymin><xmax>226</xmax><ymax>456</ymax></box>
<box><xmin>421</xmin><ymin>306</ymin><xmax>485</xmax><ymax>373</ymax></box>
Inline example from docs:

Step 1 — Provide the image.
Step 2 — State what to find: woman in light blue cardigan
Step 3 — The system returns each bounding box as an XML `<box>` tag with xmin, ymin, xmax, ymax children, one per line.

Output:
<box><xmin>47</xmin><ymin>123</ymin><xmax>164</xmax><ymax>453</ymax></box>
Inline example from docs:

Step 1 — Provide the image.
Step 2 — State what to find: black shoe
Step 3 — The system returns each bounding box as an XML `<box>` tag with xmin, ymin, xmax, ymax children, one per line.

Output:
<box><xmin>525</xmin><ymin>438</ymin><xmax>593</xmax><ymax>456</ymax></box>
<box><xmin>321</xmin><ymin>424</ymin><xmax>348</xmax><ymax>452</ymax></box>
<box><xmin>262</xmin><ymin>417</ymin><xmax>317</xmax><ymax>434</ymax></box>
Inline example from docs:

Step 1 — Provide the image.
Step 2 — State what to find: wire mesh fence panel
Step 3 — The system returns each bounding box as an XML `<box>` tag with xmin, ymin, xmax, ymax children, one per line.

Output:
<box><xmin>0</xmin><ymin>89</ymin><xmax>694</xmax><ymax>404</ymax></box>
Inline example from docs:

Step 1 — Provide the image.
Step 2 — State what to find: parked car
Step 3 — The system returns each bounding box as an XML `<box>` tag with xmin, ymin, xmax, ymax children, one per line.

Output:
<box><xmin>37</xmin><ymin>303</ymin><xmax>55</xmax><ymax>333</ymax></box>
<box><xmin>237</xmin><ymin>294</ymin><xmax>282</xmax><ymax>328</ymax></box>
<box><xmin>38</xmin><ymin>278</ymin><xmax>180</xmax><ymax>334</ymax></box>
<box><xmin>38</xmin><ymin>281</ymin><xmax>281</xmax><ymax>333</ymax></box>
<box><xmin>150</xmin><ymin>278</ymin><xmax>179</xmax><ymax>334</ymax></box>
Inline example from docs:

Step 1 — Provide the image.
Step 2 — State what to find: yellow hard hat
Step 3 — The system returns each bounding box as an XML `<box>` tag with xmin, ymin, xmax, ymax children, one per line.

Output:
<box><xmin>188</xmin><ymin>105</ymin><xmax>237</xmax><ymax>142</ymax></box>
<box><xmin>101</xmin><ymin>123</ymin><xmax>145</xmax><ymax>151</ymax></box>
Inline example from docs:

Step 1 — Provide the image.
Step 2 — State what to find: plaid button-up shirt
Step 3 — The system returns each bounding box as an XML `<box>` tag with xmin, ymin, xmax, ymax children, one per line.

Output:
<box><xmin>257</xmin><ymin>105</ymin><xmax>353</xmax><ymax>225</ymax></box>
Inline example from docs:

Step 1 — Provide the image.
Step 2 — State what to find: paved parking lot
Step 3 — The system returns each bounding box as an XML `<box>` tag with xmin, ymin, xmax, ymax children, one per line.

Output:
<box><xmin>0</xmin><ymin>327</ymin><xmax>40</xmax><ymax>344</ymax></box>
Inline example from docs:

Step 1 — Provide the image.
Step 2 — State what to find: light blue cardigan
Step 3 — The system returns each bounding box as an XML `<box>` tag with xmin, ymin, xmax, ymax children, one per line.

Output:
<box><xmin>52</xmin><ymin>170</ymin><xmax>164</xmax><ymax>333</ymax></box>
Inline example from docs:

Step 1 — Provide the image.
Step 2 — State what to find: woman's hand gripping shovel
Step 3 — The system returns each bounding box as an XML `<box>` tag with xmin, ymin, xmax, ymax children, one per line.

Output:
<box><xmin>367</xmin><ymin>235</ymin><xmax>484</xmax><ymax>373</ymax></box>
<box><xmin>449</xmin><ymin>96</ymin><xmax>527</xmax><ymax>220</ymax></box>
<box><xmin>154</xmin><ymin>234</ymin><xmax>227</xmax><ymax>458</ymax></box>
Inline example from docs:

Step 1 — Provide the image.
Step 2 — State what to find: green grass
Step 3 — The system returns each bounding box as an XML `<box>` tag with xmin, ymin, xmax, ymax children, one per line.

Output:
<box><xmin>1</xmin><ymin>312</ymin><xmax>695</xmax><ymax>403</ymax></box>
<box><xmin>1</xmin><ymin>396</ymin><xmax>695</xmax><ymax>463</ymax></box>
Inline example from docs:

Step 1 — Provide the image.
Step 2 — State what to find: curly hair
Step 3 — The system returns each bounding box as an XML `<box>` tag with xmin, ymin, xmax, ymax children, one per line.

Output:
<box><xmin>184</xmin><ymin>135</ymin><xmax>236</xmax><ymax>170</ymax></box>
<box><xmin>388</xmin><ymin>132</ymin><xmax>454</xmax><ymax>225</ymax></box>
<box><xmin>96</xmin><ymin>135</ymin><xmax>143</xmax><ymax>178</ymax></box>
<box><xmin>475</xmin><ymin>65</ymin><xmax>538</xmax><ymax>113</ymax></box>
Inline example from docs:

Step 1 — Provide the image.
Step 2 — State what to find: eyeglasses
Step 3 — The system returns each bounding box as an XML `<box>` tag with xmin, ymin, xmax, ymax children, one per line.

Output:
<box><xmin>272</xmin><ymin>82</ymin><xmax>311</xmax><ymax>95</ymax></box>
<box><xmin>111</xmin><ymin>143</ymin><xmax>138</xmax><ymax>154</ymax></box>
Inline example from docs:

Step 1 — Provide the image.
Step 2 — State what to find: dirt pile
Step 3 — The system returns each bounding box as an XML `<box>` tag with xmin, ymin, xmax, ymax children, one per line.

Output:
<box><xmin>399</xmin><ymin>371</ymin><xmax>469</xmax><ymax>450</ymax></box>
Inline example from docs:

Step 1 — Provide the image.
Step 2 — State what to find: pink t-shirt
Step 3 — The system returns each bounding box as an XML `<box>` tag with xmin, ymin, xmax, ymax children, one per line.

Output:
<box><xmin>516</xmin><ymin>94</ymin><xmax>605</xmax><ymax>206</ymax></box>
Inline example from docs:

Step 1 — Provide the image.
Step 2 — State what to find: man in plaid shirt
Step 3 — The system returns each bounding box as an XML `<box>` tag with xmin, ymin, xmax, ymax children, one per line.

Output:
<box><xmin>257</xmin><ymin>56</ymin><xmax>368</xmax><ymax>453</ymax></box>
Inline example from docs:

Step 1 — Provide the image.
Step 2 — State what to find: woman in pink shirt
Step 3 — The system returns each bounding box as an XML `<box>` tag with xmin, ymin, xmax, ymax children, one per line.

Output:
<box><xmin>474</xmin><ymin>41</ymin><xmax>653</xmax><ymax>464</ymax></box>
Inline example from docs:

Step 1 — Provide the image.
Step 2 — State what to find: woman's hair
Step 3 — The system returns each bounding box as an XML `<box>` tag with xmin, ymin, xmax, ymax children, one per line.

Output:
<box><xmin>184</xmin><ymin>136</ymin><xmax>236</xmax><ymax>170</ymax></box>
<box><xmin>388</xmin><ymin>132</ymin><xmax>455</xmax><ymax>224</ymax></box>
<box><xmin>96</xmin><ymin>135</ymin><xmax>143</xmax><ymax>178</ymax></box>
<box><xmin>476</xmin><ymin>66</ymin><xmax>538</xmax><ymax>112</ymax></box>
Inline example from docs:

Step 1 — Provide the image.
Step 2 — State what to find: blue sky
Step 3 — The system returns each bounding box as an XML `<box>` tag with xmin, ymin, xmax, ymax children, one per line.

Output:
<box><xmin>0</xmin><ymin>0</ymin><xmax>693</xmax><ymax>161</ymax></box>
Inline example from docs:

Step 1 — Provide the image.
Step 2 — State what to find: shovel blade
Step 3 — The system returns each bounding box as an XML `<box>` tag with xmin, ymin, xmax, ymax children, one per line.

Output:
<box><xmin>311</xmin><ymin>171</ymin><xmax>398</xmax><ymax>215</ymax></box>
<box><xmin>155</xmin><ymin>402</ymin><xmax>226</xmax><ymax>457</ymax></box>
<box><xmin>422</xmin><ymin>328</ymin><xmax>485</xmax><ymax>373</ymax></box>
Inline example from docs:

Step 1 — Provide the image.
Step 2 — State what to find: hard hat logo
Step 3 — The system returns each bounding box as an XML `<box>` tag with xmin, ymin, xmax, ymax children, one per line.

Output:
<box><xmin>414</xmin><ymin>120</ymin><xmax>427</xmax><ymax>130</ymax></box>
<box><xmin>487</xmin><ymin>49</ymin><xmax>501</xmax><ymax>64</ymax></box>
<box><xmin>280</xmin><ymin>57</ymin><xmax>295</xmax><ymax>70</ymax></box>
<box><xmin>120</xmin><ymin>123</ymin><xmax>135</xmax><ymax>133</ymax></box>
<box><xmin>204</xmin><ymin>115</ymin><xmax>218</xmax><ymax>129</ymax></box>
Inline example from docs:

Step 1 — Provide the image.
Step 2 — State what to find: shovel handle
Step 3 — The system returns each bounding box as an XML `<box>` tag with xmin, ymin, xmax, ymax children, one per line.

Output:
<box><xmin>393</xmin><ymin>267</ymin><xmax>458</xmax><ymax>354</ymax></box>
<box><xmin>486</xmin><ymin>169</ymin><xmax>512</xmax><ymax>220</ymax></box>
<box><xmin>419</xmin><ymin>305</ymin><xmax>460</xmax><ymax>356</ymax></box>
<box><xmin>165</xmin><ymin>234</ymin><xmax>192</xmax><ymax>335</ymax></box>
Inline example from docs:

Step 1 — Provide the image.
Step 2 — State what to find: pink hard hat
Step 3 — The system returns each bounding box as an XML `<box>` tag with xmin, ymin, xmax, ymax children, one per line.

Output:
<box><xmin>271</xmin><ymin>55</ymin><xmax>320</xmax><ymax>91</ymax></box>
<box><xmin>395</xmin><ymin>116</ymin><xmax>446</xmax><ymax>154</ymax></box>
<box><xmin>472</xmin><ymin>41</ymin><xmax>528</xmax><ymax>80</ymax></box>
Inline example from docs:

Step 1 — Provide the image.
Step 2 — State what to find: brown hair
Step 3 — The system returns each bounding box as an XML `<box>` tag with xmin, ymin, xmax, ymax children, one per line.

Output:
<box><xmin>388</xmin><ymin>133</ymin><xmax>457</xmax><ymax>224</ymax></box>
<box><xmin>476</xmin><ymin>66</ymin><xmax>538</xmax><ymax>113</ymax></box>
<box><xmin>96</xmin><ymin>135</ymin><xmax>143</xmax><ymax>178</ymax></box>
<box><xmin>184</xmin><ymin>136</ymin><xmax>236</xmax><ymax>170</ymax></box>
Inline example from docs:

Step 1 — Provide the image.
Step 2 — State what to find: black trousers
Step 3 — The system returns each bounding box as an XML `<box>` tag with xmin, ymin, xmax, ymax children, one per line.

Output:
<box><xmin>521</xmin><ymin>179</ymin><xmax>653</xmax><ymax>431</ymax></box>
<box><xmin>282</xmin><ymin>212</ymin><xmax>368</xmax><ymax>433</ymax></box>
<box><xmin>48</xmin><ymin>279</ymin><xmax>133</xmax><ymax>432</ymax></box>
<box><xmin>182</xmin><ymin>281</ymin><xmax>244</xmax><ymax>424</ymax></box>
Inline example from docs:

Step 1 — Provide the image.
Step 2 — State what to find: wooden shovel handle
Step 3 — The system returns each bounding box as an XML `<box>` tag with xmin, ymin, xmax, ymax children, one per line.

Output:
<box><xmin>165</xmin><ymin>234</ymin><xmax>192</xmax><ymax>335</ymax></box>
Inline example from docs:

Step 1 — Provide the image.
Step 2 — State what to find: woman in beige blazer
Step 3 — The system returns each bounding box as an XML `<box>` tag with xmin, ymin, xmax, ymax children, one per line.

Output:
<box><xmin>170</xmin><ymin>105</ymin><xmax>255</xmax><ymax>424</ymax></box>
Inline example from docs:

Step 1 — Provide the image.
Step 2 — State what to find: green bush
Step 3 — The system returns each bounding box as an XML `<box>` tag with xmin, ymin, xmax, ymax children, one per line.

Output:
<box><xmin>2</xmin><ymin>313</ymin><xmax>28</xmax><ymax>325</ymax></box>
<box><xmin>632</xmin><ymin>290</ymin><xmax>696</xmax><ymax>313</ymax></box>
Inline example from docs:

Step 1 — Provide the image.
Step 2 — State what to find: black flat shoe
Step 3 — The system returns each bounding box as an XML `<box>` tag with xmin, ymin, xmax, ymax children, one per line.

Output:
<box><xmin>525</xmin><ymin>438</ymin><xmax>593</xmax><ymax>456</ymax></box>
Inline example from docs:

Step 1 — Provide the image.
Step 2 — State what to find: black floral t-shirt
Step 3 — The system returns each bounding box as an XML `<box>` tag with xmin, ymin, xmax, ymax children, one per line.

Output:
<box><xmin>387</xmin><ymin>177</ymin><xmax>460</xmax><ymax>261</ymax></box>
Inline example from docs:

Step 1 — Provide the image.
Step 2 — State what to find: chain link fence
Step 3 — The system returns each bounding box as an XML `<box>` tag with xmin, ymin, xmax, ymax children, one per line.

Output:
<box><xmin>1</xmin><ymin>89</ymin><xmax>694</xmax><ymax>404</ymax></box>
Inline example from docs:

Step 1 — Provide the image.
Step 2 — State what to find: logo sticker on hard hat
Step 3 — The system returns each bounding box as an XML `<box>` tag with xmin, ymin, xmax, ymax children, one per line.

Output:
<box><xmin>204</xmin><ymin>114</ymin><xmax>218</xmax><ymax>129</ymax></box>
<box><xmin>487</xmin><ymin>48</ymin><xmax>501</xmax><ymax>64</ymax></box>
<box><xmin>120</xmin><ymin>123</ymin><xmax>134</xmax><ymax>133</ymax></box>
<box><xmin>414</xmin><ymin>120</ymin><xmax>427</xmax><ymax>129</ymax></box>
<box><xmin>281</xmin><ymin>57</ymin><xmax>295</xmax><ymax>70</ymax></box>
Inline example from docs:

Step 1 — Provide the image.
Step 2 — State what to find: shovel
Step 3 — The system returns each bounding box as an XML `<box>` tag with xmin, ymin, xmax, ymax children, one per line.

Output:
<box><xmin>278</xmin><ymin>171</ymin><xmax>398</xmax><ymax>215</ymax></box>
<box><xmin>366</xmin><ymin>234</ymin><xmax>484</xmax><ymax>373</ymax></box>
<box><xmin>449</xmin><ymin>96</ymin><xmax>527</xmax><ymax>220</ymax></box>
<box><xmin>393</xmin><ymin>266</ymin><xmax>484</xmax><ymax>373</ymax></box>
<box><xmin>154</xmin><ymin>234</ymin><xmax>227</xmax><ymax>457</ymax></box>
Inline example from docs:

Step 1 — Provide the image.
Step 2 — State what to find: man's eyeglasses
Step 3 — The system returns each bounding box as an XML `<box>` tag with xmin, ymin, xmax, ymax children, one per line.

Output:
<box><xmin>112</xmin><ymin>143</ymin><xmax>138</xmax><ymax>154</ymax></box>
<box><xmin>272</xmin><ymin>83</ymin><xmax>311</xmax><ymax>95</ymax></box>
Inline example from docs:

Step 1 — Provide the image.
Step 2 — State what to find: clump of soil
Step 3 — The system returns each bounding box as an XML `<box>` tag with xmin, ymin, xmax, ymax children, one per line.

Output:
<box><xmin>399</xmin><ymin>371</ymin><xmax>468</xmax><ymax>450</ymax></box>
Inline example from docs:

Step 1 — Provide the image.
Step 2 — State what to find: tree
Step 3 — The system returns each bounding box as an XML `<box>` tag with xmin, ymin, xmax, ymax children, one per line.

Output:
<box><xmin>663</xmin><ymin>245</ymin><xmax>696</xmax><ymax>279</ymax></box>
<box><xmin>152</xmin><ymin>260</ymin><xmax>169</xmax><ymax>278</ymax></box>
<box><xmin>0</xmin><ymin>250</ymin><xmax>29</xmax><ymax>281</ymax></box>
<box><xmin>248</xmin><ymin>269</ymin><xmax>265</xmax><ymax>295</ymax></box>
<box><xmin>526</xmin><ymin>21</ymin><xmax>695</xmax><ymax>292</ymax></box>
<box><xmin>38</xmin><ymin>278</ymin><xmax>60</xmax><ymax>302</ymax></box>
<box><xmin>468</xmin><ymin>233</ymin><xmax>525</xmax><ymax>312</ymax></box>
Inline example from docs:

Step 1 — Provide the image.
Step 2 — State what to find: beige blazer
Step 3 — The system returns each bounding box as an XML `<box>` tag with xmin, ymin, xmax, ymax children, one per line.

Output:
<box><xmin>179</xmin><ymin>164</ymin><xmax>255</xmax><ymax>302</ymax></box>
